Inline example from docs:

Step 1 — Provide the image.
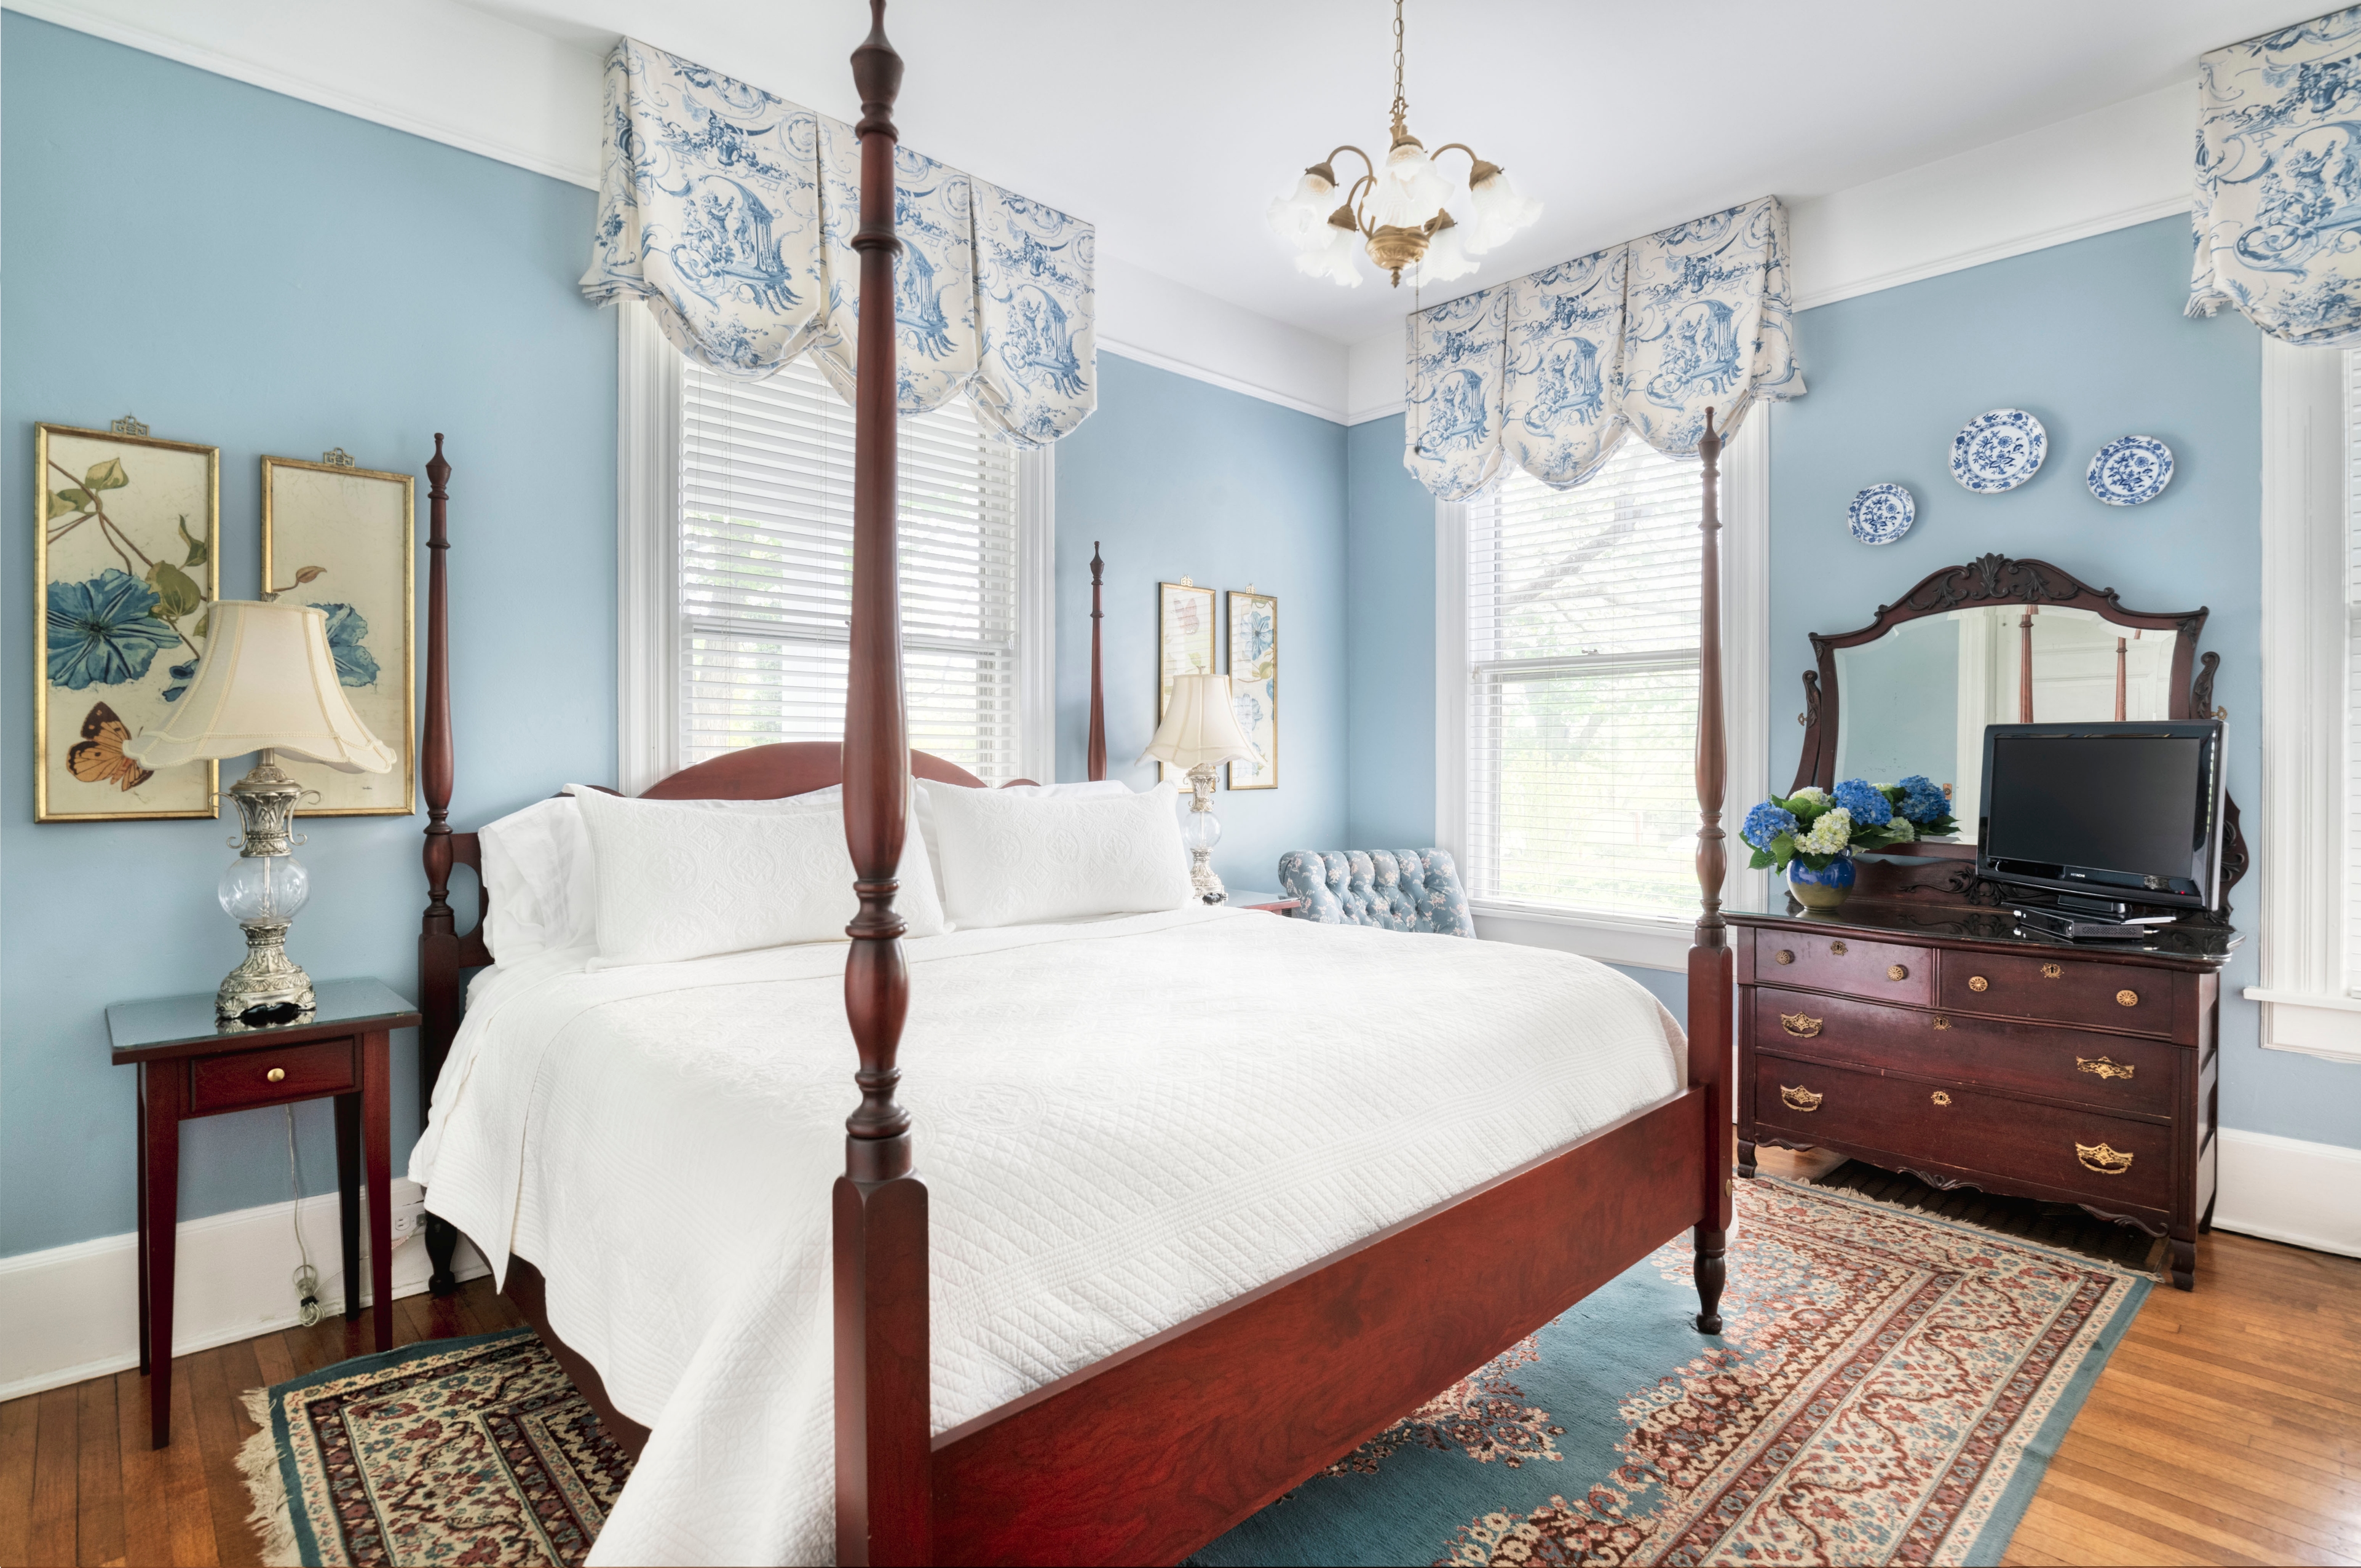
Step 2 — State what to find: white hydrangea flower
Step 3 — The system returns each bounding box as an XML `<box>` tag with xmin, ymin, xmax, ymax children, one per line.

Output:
<box><xmin>1884</xmin><ymin>818</ymin><xmax>1916</xmax><ymax>842</ymax></box>
<box><xmin>1787</xmin><ymin>787</ymin><xmax>1829</xmax><ymax>808</ymax></box>
<box><xmin>1795</xmin><ymin>806</ymin><xmax>1852</xmax><ymax>855</ymax></box>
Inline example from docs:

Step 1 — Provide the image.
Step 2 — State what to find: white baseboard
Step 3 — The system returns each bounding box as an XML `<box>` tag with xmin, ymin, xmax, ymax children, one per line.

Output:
<box><xmin>0</xmin><ymin>1182</ymin><xmax>489</xmax><ymax>1404</ymax></box>
<box><xmin>2212</xmin><ymin>1127</ymin><xmax>2361</xmax><ymax>1259</ymax></box>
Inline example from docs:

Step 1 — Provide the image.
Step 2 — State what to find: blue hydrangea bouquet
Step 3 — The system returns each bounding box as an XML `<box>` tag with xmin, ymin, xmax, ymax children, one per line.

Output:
<box><xmin>1742</xmin><ymin>777</ymin><xmax>1959</xmax><ymax>908</ymax></box>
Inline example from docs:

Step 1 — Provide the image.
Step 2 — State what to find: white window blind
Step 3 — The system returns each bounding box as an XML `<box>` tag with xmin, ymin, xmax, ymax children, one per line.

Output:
<box><xmin>679</xmin><ymin>358</ymin><xmax>1022</xmax><ymax>782</ymax></box>
<box><xmin>1466</xmin><ymin>438</ymin><xmax>1704</xmax><ymax>919</ymax></box>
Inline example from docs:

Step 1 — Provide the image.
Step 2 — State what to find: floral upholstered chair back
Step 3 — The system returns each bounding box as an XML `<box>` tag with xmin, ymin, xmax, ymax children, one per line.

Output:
<box><xmin>1276</xmin><ymin>849</ymin><xmax>1475</xmax><ymax>937</ymax></box>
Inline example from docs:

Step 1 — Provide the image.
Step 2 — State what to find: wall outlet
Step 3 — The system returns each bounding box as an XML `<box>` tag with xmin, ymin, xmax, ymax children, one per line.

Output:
<box><xmin>388</xmin><ymin>1178</ymin><xmax>429</xmax><ymax>1244</ymax></box>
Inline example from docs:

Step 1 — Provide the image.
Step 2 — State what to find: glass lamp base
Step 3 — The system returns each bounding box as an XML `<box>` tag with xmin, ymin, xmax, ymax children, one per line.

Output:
<box><xmin>1182</xmin><ymin>762</ymin><xmax>1227</xmax><ymax>903</ymax></box>
<box><xmin>216</xmin><ymin>919</ymin><xmax>317</xmax><ymax>1022</ymax></box>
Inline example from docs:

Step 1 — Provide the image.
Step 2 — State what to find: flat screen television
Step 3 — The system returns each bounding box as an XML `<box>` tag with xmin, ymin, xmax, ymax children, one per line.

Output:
<box><xmin>1975</xmin><ymin>721</ymin><xmax>2227</xmax><ymax>911</ymax></box>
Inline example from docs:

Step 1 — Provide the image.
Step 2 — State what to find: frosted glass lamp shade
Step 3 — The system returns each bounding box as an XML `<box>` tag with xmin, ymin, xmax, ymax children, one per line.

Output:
<box><xmin>1142</xmin><ymin>673</ymin><xmax>1259</xmax><ymax>770</ymax></box>
<box><xmin>1267</xmin><ymin>165</ymin><xmax>1338</xmax><ymax>253</ymax></box>
<box><xmin>122</xmin><ymin>600</ymin><xmax>395</xmax><ymax>773</ymax></box>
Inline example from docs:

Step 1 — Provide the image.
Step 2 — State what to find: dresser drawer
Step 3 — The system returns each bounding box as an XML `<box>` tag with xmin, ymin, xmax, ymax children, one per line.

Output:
<box><xmin>1749</xmin><ymin>986</ymin><xmax>2177</xmax><ymax>1116</ymax></box>
<box><xmin>1750</xmin><ymin>929</ymin><xmax>1931</xmax><ymax>1006</ymax></box>
<box><xmin>189</xmin><ymin>1039</ymin><xmax>357</xmax><ymax>1115</ymax></box>
<box><xmin>1750</xmin><ymin>1056</ymin><xmax>2173</xmax><ymax>1211</ymax></box>
<box><xmin>1936</xmin><ymin>951</ymin><xmax>2172</xmax><ymax>1036</ymax></box>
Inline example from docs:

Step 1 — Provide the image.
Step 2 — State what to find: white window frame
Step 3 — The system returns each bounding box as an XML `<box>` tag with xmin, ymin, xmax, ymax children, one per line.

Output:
<box><xmin>2244</xmin><ymin>335</ymin><xmax>2361</xmax><ymax>1063</ymax></box>
<box><xmin>1435</xmin><ymin>415</ymin><xmax>1770</xmax><ymax>972</ymax></box>
<box><xmin>614</xmin><ymin>306</ymin><xmax>1055</xmax><ymax>794</ymax></box>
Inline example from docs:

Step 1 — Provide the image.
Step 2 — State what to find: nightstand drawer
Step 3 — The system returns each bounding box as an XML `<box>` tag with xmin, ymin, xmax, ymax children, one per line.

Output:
<box><xmin>189</xmin><ymin>1039</ymin><xmax>357</xmax><ymax>1114</ymax></box>
<box><xmin>1750</xmin><ymin>987</ymin><xmax>2177</xmax><ymax>1115</ymax></box>
<box><xmin>1937</xmin><ymin>951</ymin><xmax>2173</xmax><ymax>1036</ymax></box>
<box><xmin>1751</xmin><ymin>929</ymin><xmax>1931</xmax><ymax>1005</ymax></box>
<box><xmin>1750</xmin><ymin>1056</ymin><xmax>2173</xmax><ymax>1211</ymax></box>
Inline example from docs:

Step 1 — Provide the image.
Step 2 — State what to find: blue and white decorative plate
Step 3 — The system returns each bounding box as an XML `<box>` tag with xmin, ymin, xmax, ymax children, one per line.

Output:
<box><xmin>1950</xmin><ymin>408</ymin><xmax>2047</xmax><ymax>493</ymax></box>
<box><xmin>1848</xmin><ymin>483</ymin><xmax>1915</xmax><ymax>545</ymax></box>
<box><xmin>2086</xmin><ymin>435</ymin><xmax>2174</xmax><ymax>506</ymax></box>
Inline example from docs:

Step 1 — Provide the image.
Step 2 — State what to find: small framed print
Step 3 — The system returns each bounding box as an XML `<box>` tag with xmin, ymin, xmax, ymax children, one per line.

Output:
<box><xmin>35</xmin><ymin>420</ymin><xmax>221</xmax><ymax>822</ymax></box>
<box><xmin>262</xmin><ymin>454</ymin><xmax>417</xmax><ymax>815</ymax></box>
<box><xmin>1226</xmin><ymin>590</ymin><xmax>1276</xmax><ymax>790</ymax></box>
<box><xmin>1157</xmin><ymin>579</ymin><xmax>1217</xmax><ymax>783</ymax></box>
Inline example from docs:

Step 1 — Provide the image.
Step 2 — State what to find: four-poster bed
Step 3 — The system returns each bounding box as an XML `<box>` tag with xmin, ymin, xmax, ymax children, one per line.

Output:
<box><xmin>413</xmin><ymin>6</ymin><xmax>1733</xmax><ymax>1562</ymax></box>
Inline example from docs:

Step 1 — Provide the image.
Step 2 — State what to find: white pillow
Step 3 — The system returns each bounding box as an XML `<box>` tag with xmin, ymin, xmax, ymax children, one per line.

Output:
<box><xmin>570</xmin><ymin>786</ymin><xmax>947</xmax><ymax>968</ymax></box>
<box><xmin>923</xmin><ymin>781</ymin><xmax>1195</xmax><ymax>929</ymax></box>
<box><xmin>477</xmin><ymin>788</ymin><xmax>842</xmax><ymax>962</ymax></box>
<box><xmin>913</xmin><ymin>777</ymin><xmax>1126</xmax><ymax>893</ymax></box>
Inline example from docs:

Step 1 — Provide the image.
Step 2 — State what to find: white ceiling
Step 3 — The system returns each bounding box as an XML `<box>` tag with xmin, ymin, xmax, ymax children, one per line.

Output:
<box><xmin>465</xmin><ymin>0</ymin><xmax>2316</xmax><ymax>344</ymax></box>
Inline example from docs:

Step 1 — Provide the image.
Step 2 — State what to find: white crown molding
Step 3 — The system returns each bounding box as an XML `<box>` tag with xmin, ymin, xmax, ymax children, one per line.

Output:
<box><xmin>1096</xmin><ymin>341</ymin><xmax>1347</xmax><ymax>426</ymax></box>
<box><xmin>0</xmin><ymin>1182</ymin><xmax>489</xmax><ymax>1404</ymax></box>
<box><xmin>5</xmin><ymin>0</ymin><xmax>605</xmax><ymax>189</ymax></box>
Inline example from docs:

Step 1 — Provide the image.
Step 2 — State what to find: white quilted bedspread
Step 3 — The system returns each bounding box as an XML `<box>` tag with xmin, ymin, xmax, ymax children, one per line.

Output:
<box><xmin>412</xmin><ymin>904</ymin><xmax>1685</xmax><ymax>1566</ymax></box>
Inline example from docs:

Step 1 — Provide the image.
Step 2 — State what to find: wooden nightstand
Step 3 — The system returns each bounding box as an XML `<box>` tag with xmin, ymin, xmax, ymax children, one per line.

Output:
<box><xmin>108</xmin><ymin>978</ymin><xmax>421</xmax><ymax>1446</ymax></box>
<box><xmin>1218</xmin><ymin>890</ymin><xmax>1303</xmax><ymax>914</ymax></box>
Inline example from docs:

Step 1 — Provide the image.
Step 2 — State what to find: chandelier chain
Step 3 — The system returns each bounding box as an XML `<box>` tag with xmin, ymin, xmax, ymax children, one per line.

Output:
<box><xmin>1391</xmin><ymin>0</ymin><xmax>1406</xmax><ymax>129</ymax></box>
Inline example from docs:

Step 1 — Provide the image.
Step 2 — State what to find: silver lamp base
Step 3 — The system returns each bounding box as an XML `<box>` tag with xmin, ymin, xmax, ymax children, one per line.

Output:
<box><xmin>1184</xmin><ymin>762</ymin><xmax>1227</xmax><ymax>904</ymax></box>
<box><xmin>218</xmin><ymin>921</ymin><xmax>316</xmax><ymax>1021</ymax></box>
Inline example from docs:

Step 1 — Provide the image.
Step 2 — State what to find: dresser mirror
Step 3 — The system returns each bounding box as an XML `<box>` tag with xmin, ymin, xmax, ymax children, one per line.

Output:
<box><xmin>1791</xmin><ymin>552</ymin><xmax>2243</xmax><ymax>895</ymax></box>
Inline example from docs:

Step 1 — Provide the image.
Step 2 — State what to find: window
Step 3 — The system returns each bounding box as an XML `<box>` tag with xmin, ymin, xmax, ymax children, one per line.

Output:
<box><xmin>1463</xmin><ymin>440</ymin><xmax>1705</xmax><ymax>920</ymax></box>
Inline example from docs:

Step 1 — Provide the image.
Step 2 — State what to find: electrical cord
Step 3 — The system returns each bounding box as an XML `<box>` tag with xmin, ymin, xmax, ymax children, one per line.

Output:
<box><xmin>284</xmin><ymin>1105</ymin><xmax>321</xmax><ymax>1327</ymax></box>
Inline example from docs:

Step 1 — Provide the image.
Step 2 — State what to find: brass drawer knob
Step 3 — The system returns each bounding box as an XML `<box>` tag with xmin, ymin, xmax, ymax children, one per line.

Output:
<box><xmin>2078</xmin><ymin>1056</ymin><xmax>2135</xmax><ymax>1080</ymax></box>
<box><xmin>2041</xmin><ymin>963</ymin><xmax>2063</xmax><ymax>980</ymax></box>
<box><xmin>1829</xmin><ymin>941</ymin><xmax>1848</xmax><ymax>956</ymax></box>
<box><xmin>1779</xmin><ymin>1012</ymin><xmax>1823</xmax><ymax>1038</ymax></box>
<box><xmin>1888</xmin><ymin>964</ymin><xmax>1908</xmax><ymax>981</ymax></box>
<box><xmin>1781</xmin><ymin>1084</ymin><xmax>1823</xmax><ymax>1112</ymax></box>
<box><xmin>1968</xmin><ymin>975</ymin><xmax>1990</xmax><ymax>992</ymax></box>
<box><xmin>1932</xmin><ymin>1016</ymin><xmax>1951</xmax><ymax>1030</ymax></box>
<box><xmin>266</xmin><ymin>1067</ymin><xmax>287</xmax><ymax>1083</ymax></box>
<box><xmin>2076</xmin><ymin>1141</ymin><xmax>2134</xmax><ymax>1175</ymax></box>
<box><xmin>1774</xmin><ymin>949</ymin><xmax>1795</xmax><ymax>965</ymax></box>
<box><xmin>1931</xmin><ymin>1090</ymin><xmax>1952</xmax><ymax>1106</ymax></box>
<box><xmin>2116</xmin><ymin>989</ymin><xmax>2139</xmax><ymax>1007</ymax></box>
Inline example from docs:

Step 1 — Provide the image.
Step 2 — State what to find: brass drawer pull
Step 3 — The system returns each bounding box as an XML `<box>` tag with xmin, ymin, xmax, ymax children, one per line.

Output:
<box><xmin>1932</xmin><ymin>1016</ymin><xmax>1950</xmax><ymax>1030</ymax></box>
<box><xmin>2077</xmin><ymin>1056</ymin><xmax>2135</xmax><ymax>1081</ymax></box>
<box><xmin>1829</xmin><ymin>941</ymin><xmax>1848</xmax><ymax>956</ymax></box>
<box><xmin>1931</xmin><ymin>1090</ymin><xmax>1952</xmax><ymax>1106</ymax></box>
<box><xmin>1968</xmin><ymin>975</ymin><xmax>1990</xmax><ymax>992</ymax></box>
<box><xmin>1781</xmin><ymin>1085</ymin><xmax>1823</xmax><ymax>1112</ymax></box>
<box><xmin>266</xmin><ymin>1067</ymin><xmax>287</xmax><ymax>1083</ymax></box>
<box><xmin>1774</xmin><ymin>949</ymin><xmax>1795</xmax><ymax>965</ymax></box>
<box><xmin>1888</xmin><ymin>964</ymin><xmax>1908</xmax><ymax>980</ymax></box>
<box><xmin>1779</xmin><ymin>1012</ymin><xmax>1824</xmax><ymax>1038</ymax></box>
<box><xmin>2076</xmin><ymin>1141</ymin><xmax>2134</xmax><ymax>1176</ymax></box>
<box><xmin>2116</xmin><ymin>989</ymin><xmax>2139</xmax><ymax>1008</ymax></box>
<box><xmin>2041</xmin><ymin>963</ymin><xmax>2063</xmax><ymax>980</ymax></box>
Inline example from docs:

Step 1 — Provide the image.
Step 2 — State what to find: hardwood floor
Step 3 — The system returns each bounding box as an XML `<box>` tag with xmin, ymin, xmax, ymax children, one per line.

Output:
<box><xmin>0</xmin><ymin>1280</ymin><xmax>521</xmax><ymax>1568</ymax></box>
<box><xmin>0</xmin><ymin>1235</ymin><xmax>2352</xmax><ymax>1566</ymax></box>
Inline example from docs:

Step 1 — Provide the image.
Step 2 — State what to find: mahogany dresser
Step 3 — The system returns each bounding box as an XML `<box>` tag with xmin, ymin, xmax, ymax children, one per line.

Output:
<box><xmin>1730</xmin><ymin>892</ymin><xmax>2234</xmax><ymax>1289</ymax></box>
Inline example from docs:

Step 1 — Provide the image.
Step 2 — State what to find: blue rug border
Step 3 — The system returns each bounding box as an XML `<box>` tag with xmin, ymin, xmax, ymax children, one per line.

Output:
<box><xmin>1752</xmin><ymin>1173</ymin><xmax>2153</xmax><ymax>1567</ymax></box>
<box><xmin>266</xmin><ymin>1325</ymin><xmax>537</xmax><ymax>1568</ymax></box>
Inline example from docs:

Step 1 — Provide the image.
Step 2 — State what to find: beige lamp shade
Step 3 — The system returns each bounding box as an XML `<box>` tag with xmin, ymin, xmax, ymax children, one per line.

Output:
<box><xmin>122</xmin><ymin>600</ymin><xmax>396</xmax><ymax>774</ymax></box>
<box><xmin>1142</xmin><ymin>671</ymin><xmax>1259</xmax><ymax>770</ymax></box>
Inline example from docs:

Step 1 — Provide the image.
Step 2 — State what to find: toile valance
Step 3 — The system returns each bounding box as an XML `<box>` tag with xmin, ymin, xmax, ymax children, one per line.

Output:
<box><xmin>2188</xmin><ymin>6</ymin><xmax>2361</xmax><ymax>346</ymax></box>
<box><xmin>581</xmin><ymin>38</ymin><xmax>1095</xmax><ymax>448</ymax></box>
<box><xmin>1404</xmin><ymin>196</ymin><xmax>1803</xmax><ymax>500</ymax></box>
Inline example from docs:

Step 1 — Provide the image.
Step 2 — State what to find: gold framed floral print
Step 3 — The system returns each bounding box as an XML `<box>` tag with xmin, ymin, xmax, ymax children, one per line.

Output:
<box><xmin>35</xmin><ymin>421</ymin><xmax>221</xmax><ymax>822</ymax></box>
<box><xmin>1156</xmin><ymin>579</ymin><xmax>1217</xmax><ymax>784</ymax></box>
<box><xmin>262</xmin><ymin>454</ymin><xmax>417</xmax><ymax>815</ymax></box>
<box><xmin>1226</xmin><ymin>589</ymin><xmax>1277</xmax><ymax>790</ymax></box>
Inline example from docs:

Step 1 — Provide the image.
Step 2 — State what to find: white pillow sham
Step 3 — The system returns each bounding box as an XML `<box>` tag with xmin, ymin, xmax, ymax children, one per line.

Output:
<box><xmin>570</xmin><ymin>786</ymin><xmax>946</xmax><ymax>968</ymax></box>
<box><xmin>922</xmin><ymin>780</ymin><xmax>1195</xmax><ymax>929</ymax></box>
<box><xmin>478</xmin><ymin>788</ymin><xmax>842</xmax><ymax>963</ymax></box>
<box><xmin>912</xmin><ymin>777</ymin><xmax>1125</xmax><ymax>893</ymax></box>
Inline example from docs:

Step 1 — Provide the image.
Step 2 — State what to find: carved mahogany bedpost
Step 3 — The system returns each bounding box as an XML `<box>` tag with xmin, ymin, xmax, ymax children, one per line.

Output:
<box><xmin>416</xmin><ymin>435</ymin><xmax>462</xmax><ymax>1297</ymax></box>
<box><xmin>835</xmin><ymin>6</ymin><xmax>931</xmax><ymax>1563</ymax></box>
<box><xmin>1087</xmin><ymin>541</ymin><xmax>1107</xmax><ymax>782</ymax></box>
<box><xmin>1689</xmin><ymin>409</ymin><xmax>1733</xmax><ymax>1336</ymax></box>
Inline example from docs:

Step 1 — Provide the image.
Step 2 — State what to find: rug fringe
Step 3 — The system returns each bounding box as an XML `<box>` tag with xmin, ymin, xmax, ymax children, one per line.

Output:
<box><xmin>237</xmin><ymin>1386</ymin><xmax>303</xmax><ymax>1568</ymax></box>
<box><xmin>1751</xmin><ymin>1171</ymin><xmax>2166</xmax><ymax>1283</ymax></box>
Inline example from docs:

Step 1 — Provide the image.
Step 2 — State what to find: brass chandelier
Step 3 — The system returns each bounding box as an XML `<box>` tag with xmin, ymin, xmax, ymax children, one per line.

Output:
<box><xmin>1267</xmin><ymin>0</ymin><xmax>1540</xmax><ymax>288</ymax></box>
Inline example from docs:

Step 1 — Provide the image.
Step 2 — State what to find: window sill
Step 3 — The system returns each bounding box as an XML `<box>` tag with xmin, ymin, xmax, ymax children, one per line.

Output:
<box><xmin>2240</xmin><ymin>988</ymin><xmax>2361</xmax><ymax>1064</ymax></box>
<box><xmin>1469</xmin><ymin>899</ymin><xmax>1694</xmax><ymax>973</ymax></box>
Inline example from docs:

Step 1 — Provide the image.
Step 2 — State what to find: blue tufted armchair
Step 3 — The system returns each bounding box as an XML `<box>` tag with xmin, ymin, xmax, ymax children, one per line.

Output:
<box><xmin>1276</xmin><ymin>849</ymin><xmax>1476</xmax><ymax>936</ymax></box>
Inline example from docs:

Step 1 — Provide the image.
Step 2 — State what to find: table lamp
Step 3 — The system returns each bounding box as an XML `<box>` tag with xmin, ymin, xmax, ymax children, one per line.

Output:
<box><xmin>124</xmin><ymin>600</ymin><xmax>396</xmax><ymax>1022</ymax></box>
<box><xmin>1141</xmin><ymin>671</ymin><xmax>1260</xmax><ymax>903</ymax></box>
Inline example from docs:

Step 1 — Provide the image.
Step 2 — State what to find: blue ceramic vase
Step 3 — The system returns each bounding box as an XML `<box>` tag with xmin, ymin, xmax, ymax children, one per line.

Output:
<box><xmin>1787</xmin><ymin>852</ymin><xmax>1856</xmax><ymax>910</ymax></box>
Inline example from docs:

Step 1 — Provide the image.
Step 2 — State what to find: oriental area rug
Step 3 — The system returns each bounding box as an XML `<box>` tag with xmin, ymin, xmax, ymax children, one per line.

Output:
<box><xmin>239</xmin><ymin>1177</ymin><xmax>2146</xmax><ymax>1567</ymax></box>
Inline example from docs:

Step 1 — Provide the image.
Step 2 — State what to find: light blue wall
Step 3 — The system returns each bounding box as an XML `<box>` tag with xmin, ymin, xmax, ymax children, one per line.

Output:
<box><xmin>1</xmin><ymin>14</ymin><xmax>619</xmax><ymax>1258</ymax></box>
<box><xmin>1343</xmin><ymin>416</ymin><xmax>1435</xmax><ymax>848</ymax></box>
<box><xmin>1342</xmin><ymin>214</ymin><xmax>2360</xmax><ymax>1146</ymax></box>
<box><xmin>1054</xmin><ymin>351</ymin><xmax>1348</xmax><ymax>890</ymax></box>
